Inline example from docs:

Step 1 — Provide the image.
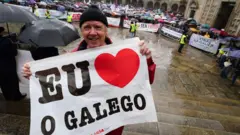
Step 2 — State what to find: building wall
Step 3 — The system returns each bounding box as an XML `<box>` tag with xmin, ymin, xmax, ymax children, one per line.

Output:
<box><xmin>225</xmin><ymin>0</ymin><xmax>240</xmax><ymax>36</ymax></box>
<box><xmin>104</xmin><ymin>0</ymin><xmax>239</xmax><ymax>36</ymax></box>
<box><xmin>103</xmin><ymin>0</ymin><xmax>187</xmax><ymax>11</ymax></box>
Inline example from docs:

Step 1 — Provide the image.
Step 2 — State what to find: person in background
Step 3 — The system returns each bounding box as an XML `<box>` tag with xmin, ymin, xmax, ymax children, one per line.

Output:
<box><xmin>232</xmin><ymin>58</ymin><xmax>240</xmax><ymax>85</ymax></box>
<box><xmin>45</xmin><ymin>7</ymin><xmax>51</xmax><ymax>19</ymax></box>
<box><xmin>129</xmin><ymin>21</ymin><xmax>135</xmax><ymax>38</ymax></box>
<box><xmin>67</xmin><ymin>13</ymin><xmax>72</xmax><ymax>24</ymax></box>
<box><xmin>134</xmin><ymin>21</ymin><xmax>138</xmax><ymax>37</ymax></box>
<box><xmin>0</xmin><ymin>27</ymin><xmax>26</xmax><ymax>101</ymax></box>
<box><xmin>22</xmin><ymin>5</ymin><xmax>156</xmax><ymax>135</ymax></box>
<box><xmin>178</xmin><ymin>31</ymin><xmax>187</xmax><ymax>53</ymax></box>
<box><xmin>33</xmin><ymin>4</ymin><xmax>39</xmax><ymax>17</ymax></box>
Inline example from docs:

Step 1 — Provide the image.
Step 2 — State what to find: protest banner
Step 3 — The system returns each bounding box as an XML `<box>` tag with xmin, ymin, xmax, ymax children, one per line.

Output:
<box><xmin>70</xmin><ymin>12</ymin><xmax>82</xmax><ymax>22</ymax></box>
<box><xmin>107</xmin><ymin>17</ymin><xmax>120</xmax><ymax>27</ymax></box>
<box><xmin>160</xmin><ymin>25</ymin><xmax>183</xmax><ymax>40</ymax></box>
<box><xmin>29</xmin><ymin>38</ymin><xmax>157</xmax><ymax>135</ymax></box>
<box><xmin>189</xmin><ymin>34</ymin><xmax>220</xmax><ymax>54</ymax></box>
<box><xmin>124</xmin><ymin>20</ymin><xmax>160</xmax><ymax>33</ymax></box>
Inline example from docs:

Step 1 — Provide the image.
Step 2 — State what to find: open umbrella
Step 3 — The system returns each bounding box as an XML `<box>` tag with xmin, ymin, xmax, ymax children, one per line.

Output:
<box><xmin>0</xmin><ymin>3</ymin><xmax>38</xmax><ymax>23</ymax></box>
<box><xmin>158</xmin><ymin>19</ymin><xmax>165</xmax><ymax>23</ymax></box>
<box><xmin>0</xmin><ymin>3</ymin><xmax>39</xmax><ymax>33</ymax></box>
<box><xmin>19</xmin><ymin>19</ymin><xmax>80</xmax><ymax>47</ymax></box>
<box><xmin>201</xmin><ymin>24</ymin><xmax>210</xmax><ymax>29</ymax></box>
<box><xmin>229</xmin><ymin>50</ymin><xmax>240</xmax><ymax>58</ymax></box>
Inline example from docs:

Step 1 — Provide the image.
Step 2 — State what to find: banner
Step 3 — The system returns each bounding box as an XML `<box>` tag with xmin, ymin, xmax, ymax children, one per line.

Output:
<box><xmin>29</xmin><ymin>38</ymin><xmax>157</xmax><ymax>135</ymax></box>
<box><xmin>124</xmin><ymin>20</ymin><xmax>160</xmax><ymax>33</ymax></box>
<box><xmin>189</xmin><ymin>34</ymin><xmax>220</xmax><ymax>54</ymax></box>
<box><xmin>160</xmin><ymin>25</ymin><xmax>183</xmax><ymax>40</ymax></box>
<box><xmin>107</xmin><ymin>17</ymin><xmax>120</xmax><ymax>27</ymax></box>
<box><xmin>70</xmin><ymin>12</ymin><xmax>82</xmax><ymax>22</ymax></box>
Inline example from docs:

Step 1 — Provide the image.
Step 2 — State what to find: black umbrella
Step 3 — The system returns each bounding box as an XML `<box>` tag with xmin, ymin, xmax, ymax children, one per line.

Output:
<box><xmin>19</xmin><ymin>19</ymin><xmax>80</xmax><ymax>47</ymax></box>
<box><xmin>0</xmin><ymin>3</ymin><xmax>39</xmax><ymax>33</ymax></box>
<box><xmin>0</xmin><ymin>3</ymin><xmax>39</xmax><ymax>23</ymax></box>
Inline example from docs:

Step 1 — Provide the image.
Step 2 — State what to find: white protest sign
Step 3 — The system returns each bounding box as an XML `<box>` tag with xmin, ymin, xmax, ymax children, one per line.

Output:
<box><xmin>160</xmin><ymin>26</ymin><xmax>183</xmax><ymax>39</ymax></box>
<box><xmin>107</xmin><ymin>17</ymin><xmax>120</xmax><ymax>27</ymax></box>
<box><xmin>29</xmin><ymin>38</ymin><xmax>157</xmax><ymax>135</ymax></box>
<box><xmin>189</xmin><ymin>34</ymin><xmax>220</xmax><ymax>54</ymax></box>
<box><xmin>69</xmin><ymin>12</ymin><xmax>82</xmax><ymax>22</ymax></box>
<box><xmin>124</xmin><ymin>20</ymin><xmax>160</xmax><ymax>33</ymax></box>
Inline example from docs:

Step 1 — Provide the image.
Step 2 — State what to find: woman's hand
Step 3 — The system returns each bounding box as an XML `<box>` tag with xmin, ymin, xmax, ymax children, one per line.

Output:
<box><xmin>22</xmin><ymin>63</ymin><xmax>32</xmax><ymax>79</ymax></box>
<box><xmin>139</xmin><ymin>40</ymin><xmax>151</xmax><ymax>59</ymax></box>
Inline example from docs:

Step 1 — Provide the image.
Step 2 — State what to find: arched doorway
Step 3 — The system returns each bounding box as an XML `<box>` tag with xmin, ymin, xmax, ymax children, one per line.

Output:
<box><xmin>132</xmin><ymin>0</ymin><xmax>137</xmax><ymax>6</ymax></box>
<box><xmin>109</xmin><ymin>0</ymin><xmax>114</xmax><ymax>4</ymax></box>
<box><xmin>147</xmin><ymin>1</ymin><xmax>153</xmax><ymax>9</ymax></box>
<box><xmin>154</xmin><ymin>2</ymin><xmax>160</xmax><ymax>9</ymax></box>
<box><xmin>117</xmin><ymin>0</ymin><xmax>122</xmax><ymax>4</ymax></box>
<box><xmin>125</xmin><ymin>0</ymin><xmax>130</xmax><ymax>5</ymax></box>
<box><xmin>138</xmin><ymin>0</ymin><xmax>144</xmax><ymax>7</ymax></box>
<box><xmin>178</xmin><ymin>5</ymin><xmax>186</xmax><ymax>14</ymax></box>
<box><xmin>161</xmin><ymin>3</ymin><xmax>167</xmax><ymax>12</ymax></box>
<box><xmin>171</xmin><ymin>4</ymin><xmax>178</xmax><ymax>12</ymax></box>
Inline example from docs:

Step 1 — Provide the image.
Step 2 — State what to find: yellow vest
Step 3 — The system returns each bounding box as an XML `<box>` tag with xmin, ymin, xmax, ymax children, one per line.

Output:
<box><xmin>180</xmin><ymin>35</ymin><xmax>187</xmax><ymax>44</ymax></box>
<box><xmin>45</xmin><ymin>10</ymin><xmax>50</xmax><ymax>19</ymax></box>
<box><xmin>135</xmin><ymin>24</ymin><xmax>139</xmax><ymax>31</ymax></box>
<box><xmin>34</xmin><ymin>9</ymin><xmax>39</xmax><ymax>17</ymax></box>
<box><xmin>130</xmin><ymin>24</ymin><xmax>135</xmax><ymax>32</ymax></box>
<box><xmin>219</xmin><ymin>45</ymin><xmax>226</xmax><ymax>55</ymax></box>
<box><xmin>67</xmin><ymin>15</ymin><xmax>72</xmax><ymax>23</ymax></box>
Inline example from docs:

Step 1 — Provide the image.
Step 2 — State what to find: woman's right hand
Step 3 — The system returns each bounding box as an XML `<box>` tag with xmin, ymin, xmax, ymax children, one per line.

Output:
<box><xmin>22</xmin><ymin>63</ymin><xmax>32</xmax><ymax>79</ymax></box>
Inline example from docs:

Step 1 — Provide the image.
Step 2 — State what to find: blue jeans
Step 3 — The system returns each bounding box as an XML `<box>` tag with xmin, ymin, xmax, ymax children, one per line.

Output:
<box><xmin>129</xmin><ymin>32</ymin><xmax>134</xmax><ymax>38</ymax></box>
<box><xmin>220</xmin><ymin>66</ymin><xmax>232</xmax><ymax>79</ymax></box>
<box><xmin>218</xmin><ymin>55</ymin><xmax>227</xmax><ymax>69</ymax></box>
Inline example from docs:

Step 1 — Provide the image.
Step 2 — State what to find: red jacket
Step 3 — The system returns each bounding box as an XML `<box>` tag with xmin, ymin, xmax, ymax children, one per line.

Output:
<box><xmin>72</xmin><ymin>38</ymin><xmax>156</xmax><ymax>135</ymax></box>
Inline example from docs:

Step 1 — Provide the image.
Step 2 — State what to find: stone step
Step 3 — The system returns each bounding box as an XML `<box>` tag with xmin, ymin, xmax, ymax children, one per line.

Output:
<box><xmin>0</xmin><ymin>100</ymin><xmax>30</xmax><ymax>116</ymax></box>
<box><xmin>157</xmin><ymin>122</ymin><xmax>240</xmax><ymax>135</ymax></box>
<box><xmin>124</xmin><ymin>122</ymin><xmax>240</xmax><ymax>135</ymax></box>
<box><xmin>0</xmin><ymin>113</ymin><xmax>29</xmax><ymax>135</ymax></box>
<box><xmin>153</xmin><ymin>92</ymin><xmax>240</xmax><ymax>108</ymax></box>
<box><xmin>156</xmin><ymin>105</ymin><xmax>240</xmax><ymax>126</ymax></box>
<box><xmin>157</xmin><ymin>112</ymin><xmax>240</xmax><ymax>134</ymax></box>
<box><xmin>153</xmin><ymin>94</ymin><xmax>240</xmax><ymax>117</ymax></box>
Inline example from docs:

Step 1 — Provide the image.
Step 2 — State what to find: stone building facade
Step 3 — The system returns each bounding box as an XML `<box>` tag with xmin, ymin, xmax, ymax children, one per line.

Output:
<box><xmin>103</xmin><ymin>0</ymin><xmax>188</xmax><ymax>13</ymax></box>
<box><xmin>102</xmin><ymin>0</ymin><xmax>239</xmax><ymax>36</ymax></box>
<box><xmin>225</xmin><ymin>0</ymin><xmax>240</xmax><ymax>36</ymax></box>
<box><xmin>184</xmin><ymin>0</ymin><xmax>238</xmax><ymax>34</ymax></box>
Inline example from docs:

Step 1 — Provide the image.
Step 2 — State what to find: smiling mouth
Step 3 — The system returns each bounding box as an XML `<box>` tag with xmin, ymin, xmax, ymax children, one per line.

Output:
<box><xmin>88</xmin><ymin>37</ymin><xmax>99</xmax><ymax>41</ymax></box>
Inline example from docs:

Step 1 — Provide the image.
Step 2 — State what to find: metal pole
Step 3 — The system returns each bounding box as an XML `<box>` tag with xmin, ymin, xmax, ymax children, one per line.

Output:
<box><xmin>6</xmin><ymin>23</ymin><xmax>10</xmax><ymax>35</ymax></box>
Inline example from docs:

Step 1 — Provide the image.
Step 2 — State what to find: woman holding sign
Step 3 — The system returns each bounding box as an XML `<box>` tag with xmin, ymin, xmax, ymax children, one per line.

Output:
<box><xmin>23</xmin><ymin>5</ymin><xmax>156</xmax><ymax>135</ymax></box>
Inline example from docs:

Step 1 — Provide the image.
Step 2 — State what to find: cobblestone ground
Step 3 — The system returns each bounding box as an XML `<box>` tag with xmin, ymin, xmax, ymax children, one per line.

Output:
<box><xmin>0</xmin><ymin>25</ymin><xmax>240</xmax><ymax>135</ymax></box>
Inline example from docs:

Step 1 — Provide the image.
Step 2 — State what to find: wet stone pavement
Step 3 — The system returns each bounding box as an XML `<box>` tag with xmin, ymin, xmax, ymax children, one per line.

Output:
<box><xmin>0</xmin><ymin>26</ymin><xmax>240</xmax><ymax>135</ymax></box>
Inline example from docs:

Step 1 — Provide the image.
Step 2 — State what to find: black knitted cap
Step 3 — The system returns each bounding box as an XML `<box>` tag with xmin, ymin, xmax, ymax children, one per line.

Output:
<box><xmin>80</xmin><ymin>5</ymin><xmax>108</xmax><ymax>27</ymax></box>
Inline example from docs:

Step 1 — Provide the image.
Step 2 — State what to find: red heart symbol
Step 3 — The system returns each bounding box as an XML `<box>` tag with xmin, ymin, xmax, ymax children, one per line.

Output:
<box><xmin>95</xmin><ymin>48</ymin><xmax>140</xmax><ymax>88</ymax></box>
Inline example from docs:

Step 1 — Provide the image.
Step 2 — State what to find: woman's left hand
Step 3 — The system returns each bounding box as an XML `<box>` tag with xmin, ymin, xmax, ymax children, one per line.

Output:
<box><xmin>139</xmin><ymin>40</ymin><xmax>151</xmax><ymax>59</ymax></box>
